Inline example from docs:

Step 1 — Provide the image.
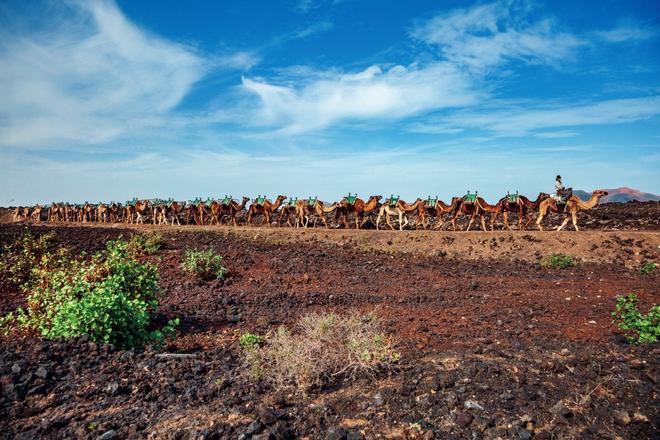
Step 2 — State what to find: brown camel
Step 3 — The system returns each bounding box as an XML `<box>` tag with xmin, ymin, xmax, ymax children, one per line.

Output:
<box><xmin>448</xmin><ymin>193</ymin><xmax>486</xmax><ymax>231</ymax></box>
<box><xmin>11</xmin><ymin>207</ymin><xmax>23</xmax><ymax>222</ymax></box>
<box><xmin>340</xmin><ymin>195</ymin><xmax>382</xmax><ymax>229</ymax></box>
<box><xmin>97</xmin><ymin>203</ymin><xmax>109</xmax><ymax>223</ymax></box>
<box><xmin>418</xmin><ymin>197</ymin><xmax>462</xmax><ymax>230</ymax></box>
<box><xmin>30</xmin><ymin>205</ymin><xmax>43</xmax><ymax>222</ymax></box>
<box><xmin>48</xmin><ymin>203</ymin><xmax>62</xmax><ymax>222</ymax></box>
<box><xmin>278</xmin><ymin>198</ymin><xmax>299</xmax><ymax>227</ymax></box>
<box><xmin>164</xmin><ymin>201</ymin><xmax>185</xmax><ymax>225</ymax></box>
<box><xmin>109</xmin><ymin>203</ymin><xmax>121</xmax><ymax>223</ymax></box>
<box><xmin>490</xmin><ymin>192</ymin><xmax>550</xmax><ymax>231</ymax></box>
<box><xmin>515</xmin><ymin>192</ymin><xmax>551</xmax><ymax>230</ymax></box>
<box><xmin>297</xmin><ymin>199</ymin><xmax>339</xmax><ymax>228</ymax></box>
<box><xmin>224</xmin><ymin>196</ymin><xmax>250</xmax><ymax>226</ymax></box>
<box><xmin>247</xmin><ymin>195</ymin><xmax>286</xmax><ymax>227</ymax></box>
<box><xmin>536</xmin><ymin>190</ymin><xmax>609</xmax><ymax>231</ymax></box>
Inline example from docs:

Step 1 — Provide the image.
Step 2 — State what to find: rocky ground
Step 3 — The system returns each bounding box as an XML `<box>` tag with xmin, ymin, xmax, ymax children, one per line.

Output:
<box><xmin>0</xmin><ymin>224</ymin><xmax>658</xmax><ymax>439</ymax></box>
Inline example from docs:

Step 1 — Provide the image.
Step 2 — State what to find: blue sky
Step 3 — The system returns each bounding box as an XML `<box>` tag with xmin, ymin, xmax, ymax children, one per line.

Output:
<box><xmin>1</xmin><ymin>0</ymin><xmax>659</xmax><ymax>205</ymax></box>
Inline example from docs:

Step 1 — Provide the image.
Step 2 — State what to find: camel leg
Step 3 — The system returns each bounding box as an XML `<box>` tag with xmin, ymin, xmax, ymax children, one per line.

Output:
<box><xmin>572</xmin><ymin>211</ymin><xmax>579</xmax><ymax>231</ymax></box>
<box><xmin>466</xmin><ymin>213</ymin><xmax>474</xmax><ymax>231</ymax></box>
<box><xmin>557</xmin><ymin>215</ymin><xmax>570</xmax><ymax>231</ymax></box>
<box><xmin>480</xmin><ymin>215</ymin><xmax>487</xmax><ymax>232</ymax></box>
<box><xmin>376</xmin><ymin>212</ymin><xmax>382</xmax><ymax>230</ymax></box>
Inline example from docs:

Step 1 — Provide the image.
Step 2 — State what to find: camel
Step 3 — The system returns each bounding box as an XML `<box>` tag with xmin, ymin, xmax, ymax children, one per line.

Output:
<box><xmin>297</xmin><ymin>199</ymin><xmax>340</xmax><ymax>228</ymax></box>
<box><xmin>30</xmin><ymin>205</ymin><xmax>43</xmax><ymax>222</ymax></box>
<box><xmin>247</xmin><ymin>195</ymin><xmax>286</xmax><ymax>227</ymax></box>
<box><xmin>48</xmin><ymin>203</ymin><xmax>62</xmax><ymax>222</ymax></box>
<box><xmin>109</xmin><ymin>203</ymin><xmax>121</xmax><ymax>223</ymax></box>
<box><xmin>97</xmin><ymin>203</ymin><xmax>109</xmax><ymax>223</ymax></box>
<box><xmin>417</xmin><ymin>197</ymin><xmax>462</xmax><ymax>230</ymax></box>
<box><xmin>11</xmin><ymin>207</ymin><xmax>23</xmax><ymax>222</ymax></box>
<box><xmin>340</xmin><ymin>195</ymin><xmax>382</xmax><ymax>229</ymax></box>
<box><xmin>447</xmin><ymin>193</ymin><xmax>486</xmax><ymax>231</ymax></box>
<box><xmin>192</xmin><ymin>199</ymin><xmax>211</xmax><ymax>226</ymax></box>
<box><xmin>134</xmin><ymin>200</ymin><xmax>150</xmax><ymax>224</ymax></box>
<box><xmin>82</xmin><ymin>203</ymin><xmax>95</xmax><ymax>223</ymax></box>
<box><xmin>536</xmin><ymin>190</ymin><xmax>609</xmax><ymax>231</ymax></box>
<box><xmin>489</xmin><ymin>192</ymin><xmax>550</xmax><ymax>231</ymax></box>
<box><xmin>223</xmin><ymin>196</ymin><xmax>250</xmax><ymax>227</ymax></box>
<box><xmin>278</xmin><ymin>198</ymin><xmax>299</xmax><ymax>227</ymax></box>
<box><xmin>375</xmin><ymin>198</ymin><xmax>423</xmax><ymax>231</ymax></box>
<box><xmin>164</xmin><ymin>201</ymin><xmax>185</xmax><ymax>225</ymax></box>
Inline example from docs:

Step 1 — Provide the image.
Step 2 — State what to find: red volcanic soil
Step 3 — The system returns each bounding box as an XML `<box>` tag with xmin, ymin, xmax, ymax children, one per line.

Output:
<box><xmin>1</xmin><ymin>224</ymin><xmax>658</xmax><ymax>439</ymax></box>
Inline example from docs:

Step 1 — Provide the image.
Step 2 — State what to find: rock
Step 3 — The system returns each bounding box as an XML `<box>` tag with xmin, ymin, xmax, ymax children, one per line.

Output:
<box><xmin>549</xmin><ymin>400</ymin><xmax>571</xmax><ymax>419</ymax></box>
<box><xmin>373</xmin><ymin>392</ymin><xmax>384</xmax><ymax>406</ymax></box>
<box><xmin>517</xmin><ymin>428</ymin><xmax>533</xmax><ymax>440</ymax></box>
<box><xmin>105</xmin><ymin>382</ymin><xmax>119</xmax><ymax>396</ymax></box>
<box><xmin>35</xmin><ymin>366</ymin><xmax>48</xmax><ymax>380</ymax></box>
<box><xmin>632</xmin><ymin>411</ymin><xmax>649</xmax><ymax>423</ymax></box>
<box><xmin>11</xmin><ymin>363</ymin><xmax>21</xmax><ymax>374</ymax></box>
<box><xmin>455</xmin><ymin>412</ymin><xmax>473</xmax><ymax>428</ymax></box>
<box><xmin>256</xmin><ymin>406</ymin><xmax>280</xmax><ymax>425</ymax></box>
<box><xmin>246</xmin><ymin>420</ymin><xmax>264</xmax><ymax>435</ymax></box>
<box><xmin>347</xmin><ymin>432</ymin><xmax>364</xmax><ymax>440</ymax></box>
<box><xmin>613</xmin><ymin>409</ymin><xmax>631</xmax><ymax>426</ymax></box>
<box><xmin>463</xmin><ymin>400</ymin><xmax>484</xmax><ymax>411</ymax></box>
<box><xmin>96</xmin><ymin>430</ymin><xmax>117</xmax><ymax>440</ymax></box>
<box><xmin>326</xmin><ymin>427</ymin><xmax>348</xmax><ymax>440</ymax></box>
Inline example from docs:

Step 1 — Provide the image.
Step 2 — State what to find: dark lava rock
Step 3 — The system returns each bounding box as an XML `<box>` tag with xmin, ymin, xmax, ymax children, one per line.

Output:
<box><xmin>518</xmin><ymin>428</ymin><xmax>533</xmax><ymax>440</ymax></box>
<box><xmin>326</xmin><ymin>427</ymin><xmax>348</xmax><ymax>440</ymax></box>
<box><xmin>96</xmin><ymin>430</ymin><xmax>117</xmax><ymax>440</ymax></box>
<box><xmin>35</xmin><ymin>366</ymin><xmax>48</xmax><ymax>379</ymax></box>
<box><xmin>549</xmin><ymin>400</ymin><xmax>571</xmax><ymax>419</ymax></box>
<box><xmin>455</xmin><ymin>412</ymin><xmax>473</xmax><ymax>428</ymax></box>
<box><xmin>246</xmin><ymin>420</ymin><xmax>264</xmax><ymax>435</ymax></box>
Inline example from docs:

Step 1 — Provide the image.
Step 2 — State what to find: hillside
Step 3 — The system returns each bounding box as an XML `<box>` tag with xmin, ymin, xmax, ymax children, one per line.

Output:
<box><xmin>574</xmin><ymin>187</ymin><xmax>659</xmax><ymax>203</ymax></box>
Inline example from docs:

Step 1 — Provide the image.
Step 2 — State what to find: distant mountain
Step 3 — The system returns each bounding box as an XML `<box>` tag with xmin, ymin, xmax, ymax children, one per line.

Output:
<box><xmin>573</xmin><ymin>187</ymin><xmax>659</xmax><ymax>203</ymax></box>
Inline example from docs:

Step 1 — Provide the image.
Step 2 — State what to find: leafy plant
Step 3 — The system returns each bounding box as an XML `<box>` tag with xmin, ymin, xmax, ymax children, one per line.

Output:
<box><xmin>611</xmin><ymin>294</ymin><xmax>659</xmax><ymax>344</ymax></box>
<box><xmin>127</xmin><ymin>231</ymin><xmax>165</xmax><ymax>255</ymax></box>
<box><xmin>640</xmin><ymin>261</ymin><xmax>656</xmax><ymax>275</ymax></box>
<box><xmin>541</xmin><ymin>253</ymin><xmax>576</xmax><ymax>269</ymax></box>
<box><xmin>0</xmin><ymin>230</ymin><xmax>56</xmax><ymax>290</ymax></box>
<box><xmin>239</xmin><ymin>332</ymin><xmax>264</xmax><ymax>349</ymax></box>
<box><xmin>242</xmin><ymin>311</ymin><xmax>400</xmax><ymax>393</ymax></box>
<box><xmin>180</xmin><ymin>249</ymin><xmax>227</xmax><ymax>279</ymax></box>
<box><xmin>13</xmin><ymin>239</ymin><xmax>177</xmax><ymax>348</ymax></box>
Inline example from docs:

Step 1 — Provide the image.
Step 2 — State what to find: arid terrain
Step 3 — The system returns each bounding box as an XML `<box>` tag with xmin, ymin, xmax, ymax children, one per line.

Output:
<box><xmin>1</xmin><ymin>203</ymin><xmax>658</xmax><ymax>439</ymax></box>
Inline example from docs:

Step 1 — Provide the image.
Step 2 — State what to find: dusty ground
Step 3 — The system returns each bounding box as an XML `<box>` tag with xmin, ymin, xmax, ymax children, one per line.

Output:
<box><xmin>0</xmin><ymin>224</ymin><xmax>658</xmax><ymax>439</ymax></box>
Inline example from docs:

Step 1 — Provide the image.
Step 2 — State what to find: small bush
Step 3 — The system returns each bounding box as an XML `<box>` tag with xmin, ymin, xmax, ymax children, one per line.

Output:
<box><xmin>181</xmin><ymin>249</ymin><xmax>227</xmax><ymax>279</ymax></box>
<box><xmin>640</xmin><ymin>261</ymin><xmax>656</xmax><ymax>275</ymax></box>
<box><xmin>541</xmin><ymin>253</ymin><xmax>576</xmax><ymax>269</ymax></box>
<box><xmin>242</xmin><ymin>311</ymin><xmax>399</xmax><ymax>393</ymax></box>
<box><xmin>239</xmin><ymin>332</ymin><xmax>264</xmax><ymax>349</ymax></box>
<box><xmin>611</xmin><ymin>294</ymin><xmax>659</xmax><ymax>344</ymax></box>
<box><xmin>0</xmin><ymin>230</ymin><xmax>55</xmax><ymax>290</ymax></box>
<box><xmin>127</xmin><ymin>231</ymin><xmax>165</xmax><ymax>255</ymax></box>
<box><xmin>13</xmin><ymin>239</ymin><xmax>177</xmax><ymax>348</ymax></box>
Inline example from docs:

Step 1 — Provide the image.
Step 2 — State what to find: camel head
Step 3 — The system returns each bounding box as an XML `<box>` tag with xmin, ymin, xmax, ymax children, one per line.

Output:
<box><xmin>276</xmin><ymin>195</ymin><xmax>287</xmax><ymax>203</ymax></box>
<box><xmin>592</xmin><ymin>189</ymin><xmax>609</xmax><ymax>198</ymax></box>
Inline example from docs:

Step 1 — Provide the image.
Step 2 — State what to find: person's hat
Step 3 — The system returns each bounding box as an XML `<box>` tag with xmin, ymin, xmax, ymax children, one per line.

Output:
<box><xmin>556</xmin><ymin>175</ymin><xmax>561</xmax><ymax>180</ymax></box>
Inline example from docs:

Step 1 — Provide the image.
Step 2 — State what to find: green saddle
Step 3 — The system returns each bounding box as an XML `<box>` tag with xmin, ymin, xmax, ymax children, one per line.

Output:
<box><xmin>464</xmin><ymin>191</ymin><xmax>477</xmax><ymax>203</ymax></box>
<box><xmin>222</xmin><ymin>195</ymin><xmax>233</xmax><ymax>205</ymax></box>
<box><xmin>307</xmin><ymin>197</ymin><xmax>317</xmax><ymax>206</ymax></box>
<box><xmin>387</xmin><ymin>194</ymin><xmax>399</xmax><ymax>206</ymax></box>
<box><xmin>288</xmin><ymin>197</ymin><xmax>298</xmax><ymax>207</ymax></box>
<box><xmin>204</xmin><ymin>198</ymin><xmax>213</xmax><ymax>207</ymax></box>
<box><xmin>344</xmin><ymin>193</ymin><xmax>357</xmax><ymax>205</ymax></box>
<box><xmin>425</xmin><ymin>196</ymin><xmax>438</xmax><ymax>207</ymax></box>
<box><xmin>254</xmin><ymin>195</ymin><xmax>266</xmax><ymax>205</ymax></box>
<box><xmin>507</xmin><ymin>191</ymin><xmax>519</xmax><ymax>203</ymax></box>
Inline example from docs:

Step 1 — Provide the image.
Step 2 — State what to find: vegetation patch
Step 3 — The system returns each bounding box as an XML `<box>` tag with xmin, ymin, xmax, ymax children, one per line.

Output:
<box><xmin>640</xmin><ymin>261</ymin><xmax>656</xmax><ymax>275</ymax></box>
<box><xmin>242</xmin><ymin>311</ymin><xmax>399</xmax><ymax>393</ymax></box>
<box><xmin>541</xmin><ymin>253</ymin><xmax>576</xmax><ymax>269</ymax></box>
<box><xmin>2</xmin><ymin>239</ymin><xmax>177</xmax><ymax>349</ymax></box>
<box><xmin>239</xmin><ymin>332</ymin><xmax>265</xmax><ymax>349</ymax></box>
<box><xmin>181</xmin><ymin>249</ymin><xmax>227</xmax><ymax>279</ymax></box>
<box><xmin>611</xmin><ymin>294</ymin><xmax>659</xmax><ymax>344</ymax></box>
<box><xmin>0</xmin><ymin>230</ymin><xmax>56</xmax><ymax>290</ymax></box>
<box><xmin>127</xmin><ymin>231</ymin><xmax>165</xmax><ymax>255</ymax></box>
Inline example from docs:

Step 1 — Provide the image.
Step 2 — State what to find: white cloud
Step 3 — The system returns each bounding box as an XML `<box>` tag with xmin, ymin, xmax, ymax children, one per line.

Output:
<box><xmin>594</xmin><ymin>25</ymin><xmax>658</xmax><ymax>43</ymax></box>
<box><xmin>295</xmin><ymin>21</ymin><xmax>334</xmax><ymax>39</ymax></box>
<box><xmin>242</xmin><ymin>63</ymin><xmax>480</xmax><ymax>134</ymax></box>
<box><xmin>410</xmin><ymin>1</ymin><xmax>583</xmax><ymax>72</ymax></box>
<box><xmin>443</xmin><ymin>96</ymin><xmax>660</xmax><ymax>136</ymax></box>
<box><xmin>0</xmin><ymin>0</ymin><xmax>251</xmax><ymax>149</ymax></box>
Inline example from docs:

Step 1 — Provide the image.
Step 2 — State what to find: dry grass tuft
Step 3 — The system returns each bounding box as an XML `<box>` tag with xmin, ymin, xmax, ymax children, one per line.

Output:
<box><xmin>243</xmin><ymin>311</ymin><xmax>399</xmax><ymax>393</ymax></box>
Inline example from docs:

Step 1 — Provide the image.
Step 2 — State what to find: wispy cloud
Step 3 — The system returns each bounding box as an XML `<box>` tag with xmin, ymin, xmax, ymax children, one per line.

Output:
<box><xmin>594</xmin><ymin>24</ymin><xmax>659</xmax><ymax>43</ymax></box>
<box><xmin>242</xmin><ymin>63</ymin><xmax>480</xmax><ymax>134</ymax></box>
<box><xmin>295</xmin><ymin>20</ymin><xmax>334</xmax><ymax>39</ymax></box>
<box><xmin>442</xmin><ymin>96</ymin><xmax>660</xmax><ymax>136</ymax></box>
<box><xmin>410</xmin><ymin>1</ymin><xmax>583</xmax><ymax>73</ymax></box>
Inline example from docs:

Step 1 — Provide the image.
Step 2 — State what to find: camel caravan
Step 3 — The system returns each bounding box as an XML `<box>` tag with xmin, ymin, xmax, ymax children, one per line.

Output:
<box><xmin>8</xmin><ymin>189</ymin><xmax>611</xmax><ymax>231</ymax></box>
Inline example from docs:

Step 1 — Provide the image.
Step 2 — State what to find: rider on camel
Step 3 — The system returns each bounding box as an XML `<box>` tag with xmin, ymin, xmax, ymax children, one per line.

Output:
<box><xmin>555</xmin><ymin>175</ymin><xmax>572</xmax><ymax>210</ymax></box>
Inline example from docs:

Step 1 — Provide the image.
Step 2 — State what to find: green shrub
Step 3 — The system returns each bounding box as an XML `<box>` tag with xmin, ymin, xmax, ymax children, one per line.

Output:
<box><xmin>242</xmin><ymin>311</ymin><xmax>400</xmax><ymax>393</ymax></box>
<box><xmin>14</xmin><ymin>239</ymin><xmax>178</xmax><ymax>348</ymax></box>
<box><xmin>181</xmin><ymin>249</ymin><xmax>227</xmax><ymax>279</ymax></box>
<box><xmin>127</xmin><ymin>231</ymin><xmax>165</xmax><ymax>255</ymax></box>
<box><xmin>640</xmin><ymin>261</ymin><xmax>656</xmax><ymax>275</ymax></box>
<box><xmin>541</xmin><ymin>253</ymin><xmax>576</xmax><ymax>269</ymax></box>
<box><xmin>611</xmin><ymin>294</ymin><xmax>659</xmax><ymax>344</ymax></box>
<box><xmin>0</xmin><ymin>230</ymin><xmax>55</xmax><ymax>290</ymax></box>
<box><xmin>239</xmin><ymin>332</ymin><xmax>264</xmax><ymax>349</ymax></box>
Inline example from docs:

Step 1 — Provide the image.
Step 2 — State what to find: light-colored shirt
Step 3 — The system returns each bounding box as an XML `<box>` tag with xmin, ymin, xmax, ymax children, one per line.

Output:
<box><xmin>555</xmin><ymin>180</ymin><xmax>564</xmax><ymax>191</ymax></box>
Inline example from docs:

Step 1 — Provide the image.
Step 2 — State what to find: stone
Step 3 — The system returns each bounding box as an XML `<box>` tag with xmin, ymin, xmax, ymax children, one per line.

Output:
<box><xmin>96</xmin><ymin>430</ymin><xmax>117</xmax><ymax>440</ymax></box>
<box><xmin>464</xmin><ymin>400</ymin><xmax>484</xmax><ymax>411</ymax></box>
<box><xmin>613</xmin><ymin>409</ymin><xmax>631</xmax><ymax>426</ymax></box>
<box><xmin>35</xmin><ymin>366</ymin><xmax>48</xmax><ymax>380</ymax></box>
<box><xmin>455</xmin><ymin>412</ymin><xmax>473</xmax><ymax>428</ymax></box>
<box><xmin>549</xmin><ymin>400</ymin><xmax>571</xmax><ymax>419</ymax></box>
<box><xmin>326</xmin><ymin>427</ymin><xmax>348</xmax><ymax>440</ymax></box>
<box><xmin>246</xmin><ymin>420</ymin><xmax>264</xmax><ymax>435</ymax></box>
<box><xmin>517</xmin><ymin>428</ymin><xmax>532</xmax><ymax>440</ymax></box>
